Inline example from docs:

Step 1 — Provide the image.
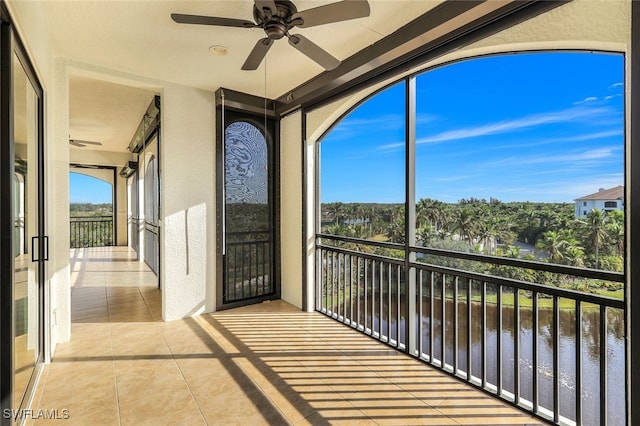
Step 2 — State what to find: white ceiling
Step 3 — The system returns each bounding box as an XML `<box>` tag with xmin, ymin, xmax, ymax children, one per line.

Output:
<box><xmin>38</xmin><ymin>0</ymin><xmax>442</xmax><ymax>154</ymax></box>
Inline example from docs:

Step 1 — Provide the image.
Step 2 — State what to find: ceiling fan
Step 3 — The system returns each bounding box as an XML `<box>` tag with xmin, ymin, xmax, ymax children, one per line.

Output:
<box><xmin>171</xmin><ymin>0</ymin><xmax>370</xmax><ymax>71</ymax></box>
<box><xmin>69</xmin><ymin>139</ymin><xmax>103</xmax><ymax>148</ymax></box>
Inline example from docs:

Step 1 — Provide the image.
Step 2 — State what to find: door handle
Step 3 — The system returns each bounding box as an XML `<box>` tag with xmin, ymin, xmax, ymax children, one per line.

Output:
<box><xmin>31</xmin><ymin>236</ymin><xmax>39</xmax><ymax>262</ymax></box>
<box><xmin>30</xmin><ymin>236</ymin><xmax>49</xmax><ymax>262</ymax></box>
<box><xmin>43</xmin><ymin>236</ymin><xmax>49</xmax><ymax>261</ymax></box>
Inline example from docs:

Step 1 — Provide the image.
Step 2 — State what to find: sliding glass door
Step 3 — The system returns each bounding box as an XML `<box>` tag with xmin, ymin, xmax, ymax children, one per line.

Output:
<box><xmin>12</xmin><ymin>45</ymin><xmax>43</xmax><ymax>413</ymax></box>
<box><xmin>1</xmin><ymin>14</ymin><xmax>46</xmax><ymax>420</ymax></box>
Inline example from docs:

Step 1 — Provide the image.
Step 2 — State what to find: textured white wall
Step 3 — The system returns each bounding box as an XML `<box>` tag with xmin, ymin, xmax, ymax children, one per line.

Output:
<box><xmin>280</xmin><ymin>112</ymin><xmax>303</xmax><ymax>308</ymax></box>
<box><xmin>161</xmin><ymin>85</ymin><xmax>216</xmax><ymax>321</ymax></box>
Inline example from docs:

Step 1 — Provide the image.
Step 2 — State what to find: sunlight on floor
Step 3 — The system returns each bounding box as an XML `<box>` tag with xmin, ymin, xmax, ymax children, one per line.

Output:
<box><xmin>28</xmin><ymin>247</ymin><xmax>542</xmax><ymax>425</ymax></box>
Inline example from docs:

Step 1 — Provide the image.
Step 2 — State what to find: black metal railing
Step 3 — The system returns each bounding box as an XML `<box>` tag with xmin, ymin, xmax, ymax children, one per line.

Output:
<box><xmin>316</xmin><ymin>234</ymin><xmax>626</xmax><ymax>426</ymax></box>
<box><xmin>224</xmin><ymin>230</ymin><xmax>272</xmax><ymax>303</ymax></box>
<box><xmin>70</xmin><ymin>216</ymin><xmax>113</xmax><ymax>248</ymax></box>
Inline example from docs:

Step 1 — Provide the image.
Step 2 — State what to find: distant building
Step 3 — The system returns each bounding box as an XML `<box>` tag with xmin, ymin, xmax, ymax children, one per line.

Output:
<box><xmin>574</xmin><ymin>185</ymin><xmax>624</xmax><ymax>218</ymax></box>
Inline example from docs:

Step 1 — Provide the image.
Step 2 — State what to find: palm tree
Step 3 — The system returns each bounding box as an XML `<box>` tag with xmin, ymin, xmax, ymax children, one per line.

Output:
<box><xmin>387</xmin><ymin>214</ymin><xmax>405</xmax><ymax>244</ymax></box>
<box><xmin>452</xmin><ymin>208</ymin><xmax>476</xmax><ymax>243</ymax></box>
<box><xmin>606</xmin><ymin>210</ymin><xmax>624</xmax><ymax>257</ymax></box>
<box><xmin>585</xmin><ymin>208</ymin><xmax>609</xmax><ymax>269</ymax></box>
<box><xmin>324</xmin><ymin>202</ymin><xmax>344</xmax><ymax>225</ymax></box>
<box><xmin>536</xmin><ymin>230</ymin><xmax>567</xmax><ymax>264</ymax></box>
<box><xmin>416</xmin><ymin>224</ymin><xmax>433</xmax><ymax>246</ymax></box>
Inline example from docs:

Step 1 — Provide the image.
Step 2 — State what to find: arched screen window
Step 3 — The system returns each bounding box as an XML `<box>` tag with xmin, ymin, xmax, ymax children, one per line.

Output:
<box><xmin>316</xmin><ymin>51</ymin><xmax>625</xmax><ymax>426</ymax></box>
<box><xmin>415</xmin><ymin>52</ymin><xmax>624</xmax><ymax>274</ymax></box>
<box><xmin>319</xmin><ymin>81</ymin><xmax>406</xmax><ymax>243</ymax></box>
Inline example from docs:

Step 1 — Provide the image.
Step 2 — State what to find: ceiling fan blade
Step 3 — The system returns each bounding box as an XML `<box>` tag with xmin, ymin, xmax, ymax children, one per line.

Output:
<box><xmin>254</xmin><ymin>0</ymin><xmax>278</xmax><ymax>16</ymax></box>
<box><xmin>171</xmin><ymin>13</ymin><xmax>256</xmax><ymax>28</ymax></box>
<box><xmin>70</xmin><ymin>139</ymin><xmax>102</xmax><ymax>146</ymax></box>
<box><xmin>242</xmin><ymin>38</ymin><xmax>274</xmax><ymax>70</ymax></box>
<box><xmin>293</xmin><ymin>0</ymin><xmax>370</xmax><ymax>28</ymax></box>
<box><xmin>288</xmin><ymin>34</ymin><xmax>340</xmax><ymax>70</ymax></box>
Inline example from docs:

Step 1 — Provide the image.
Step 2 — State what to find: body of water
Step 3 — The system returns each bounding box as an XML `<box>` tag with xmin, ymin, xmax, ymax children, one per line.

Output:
<box><xmin>338</xmin><ymin>292</ymin><xmax>625</xmax><ymax>426</ymax></box>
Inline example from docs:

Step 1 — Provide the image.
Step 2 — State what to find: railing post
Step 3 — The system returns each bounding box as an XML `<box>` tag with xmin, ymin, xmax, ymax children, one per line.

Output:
<box><xmin>405</xmin><ymin>76</ymin><xmax>416</xmax><ymax>355</ymax></box>
<box><xmin>314</xmin><ymin>239</ymin><xmax>625</xmax><ymax>426</ymax></box>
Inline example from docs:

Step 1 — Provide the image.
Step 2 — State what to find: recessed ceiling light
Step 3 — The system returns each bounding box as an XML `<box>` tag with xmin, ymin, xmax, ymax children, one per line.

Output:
<box><xmin>209</xmin><ymin>45</ymin><xmax>229</xmax><ymax>56</ymax></box>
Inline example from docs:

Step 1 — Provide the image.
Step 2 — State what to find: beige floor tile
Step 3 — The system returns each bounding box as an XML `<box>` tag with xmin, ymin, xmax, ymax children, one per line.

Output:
<box><xmin>115</xmin><ymin>358</ymin><xmax>186</xmax><ymax>401</ymax></box>
<box><xmin>194</xmin><ymin>380</ymin><xmax>289</xmax><ymax>426</ymax></box>
<box><xmin>29</xmin><ymin>247</ymin><xmax>542</xmax><ymax>426</ymax></box>
<box><xmin>118</xmin><ymin>385</ymin><xmax>201</xmax><ymax>426</ymax></box>
<box><xmin>295</xmin><ymin>408</ymin><xmax>375</xmax><ymax>425</ymax></box>
<box><xmin>33</xmin><ymin>407</ymin><xmax>118</xmax><ymax>426</ymax></box>
<box><xmin>176</xmin><ymin>357</ymin><xmax>233</xmax><ymax>384</ymax></box>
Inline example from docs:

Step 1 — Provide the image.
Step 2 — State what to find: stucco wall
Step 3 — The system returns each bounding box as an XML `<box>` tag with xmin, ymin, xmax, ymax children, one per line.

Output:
<box><xmin>161</xmin><ymin>85</ymin><xmax>216</xmax><ymax>321</ymax></box>
<box><xmin>280</xmin><ymin>111</ymin><xmax>303</xmax><ymax>308</ymax></box>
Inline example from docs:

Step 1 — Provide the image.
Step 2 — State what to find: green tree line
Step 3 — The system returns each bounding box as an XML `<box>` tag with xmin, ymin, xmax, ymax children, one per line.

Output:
<box><xmin>321</xmin><ymin>198</ymin><xmax>624</xmax><ymax>294</ymax></box>
<box><xmin>70</xmin><ymin>202</ymin><xmax>112</xmax><ymax>217</ymax></box>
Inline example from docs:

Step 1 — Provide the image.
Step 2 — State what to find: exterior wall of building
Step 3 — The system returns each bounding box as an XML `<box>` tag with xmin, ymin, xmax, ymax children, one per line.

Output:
<box><xmin>575</xmin><ymin>199</ymin><xmax>624</xmax><ymax>217</ymax></box>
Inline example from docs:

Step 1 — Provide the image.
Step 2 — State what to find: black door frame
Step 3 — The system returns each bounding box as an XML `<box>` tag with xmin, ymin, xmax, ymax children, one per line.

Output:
<box><xmin>215</xmin><ymin>88</ymin><xmax>281</xmax><ymax>310</ymax></box>
<box><xmin>143</xmin><ymin>152</ymin><xmax>159</xmax><ymax>276</ymax></box>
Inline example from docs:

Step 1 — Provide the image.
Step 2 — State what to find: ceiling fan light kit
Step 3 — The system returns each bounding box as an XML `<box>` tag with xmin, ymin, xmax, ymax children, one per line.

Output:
<box><xmin>171</xmin><ymin>0</ymin><xmax>370</xmax><ymax>71</ymax></box>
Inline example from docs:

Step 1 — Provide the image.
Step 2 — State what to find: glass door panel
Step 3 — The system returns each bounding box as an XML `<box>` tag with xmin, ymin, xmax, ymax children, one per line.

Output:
<box><xmin>12</xmin><ymin>51</ymin><xmax>41</xmax><ymax>410</ymax></box>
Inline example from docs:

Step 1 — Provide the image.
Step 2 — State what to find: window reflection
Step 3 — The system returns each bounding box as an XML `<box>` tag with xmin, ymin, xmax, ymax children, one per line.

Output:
<box><xmin>13</xmin><ymin>52</ymin><xmax>40</xmax><ymax>409</ymax></box>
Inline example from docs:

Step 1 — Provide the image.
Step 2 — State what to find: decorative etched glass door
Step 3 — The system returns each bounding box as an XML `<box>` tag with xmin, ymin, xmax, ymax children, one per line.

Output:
<box><xmin>221</xmin><ymin>117</ymin><xmax>275</xmax><ymax>306</ymax></box>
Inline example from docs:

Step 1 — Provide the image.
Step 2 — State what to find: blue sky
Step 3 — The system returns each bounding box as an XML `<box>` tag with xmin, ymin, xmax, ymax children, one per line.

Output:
<box><xmin>320</xmin><ymin>52</ymin><xmax>624</xmax><ymax>203</ymax></box>
<box><xmin>69</xmin><ymin>172</ymin><xmax>112</xmax><ymax>204</ymax></box>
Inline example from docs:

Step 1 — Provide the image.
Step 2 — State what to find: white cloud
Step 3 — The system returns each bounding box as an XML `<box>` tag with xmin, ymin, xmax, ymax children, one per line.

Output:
<box><xmin>434</xmin><ymin>175</ymin><xmax>476</xmax><ymax>182</ymax></box>
<box><xmin>415</xmin><ymin>106</ymin><xmax>609</xmax><ymax>145</ymax></box>
<box><xmin>573</xmin><ymin>96</ymin><xmax>598</xmax><ymax>105</ymax></box>
<box><xmin>609</xmin><ymin>82</ymin><xmax>623</xmax><ymax>89</ymax></box>
<box><xmin>416</xmin><ymin>113</ymin><xmax>438</xmax><ymax>125</ymax></box>
<box><xmin>495</xmin><ymin>129</ymin><xmax>623</xmax><ymax>151</ymax></box>
<box><xmin>328</xmin><ymin>114</ymin><xmax>403</xmax><ymax>141</ymax></box>
<box><xmin>378</xmin><ymin>141</ymin><xmax>404</xmax><ymax>151</ymax></box>
<box><xmin>487</xmin><ymin>147</ymin><xmax>617</xmax><ymax>168</ymax></box>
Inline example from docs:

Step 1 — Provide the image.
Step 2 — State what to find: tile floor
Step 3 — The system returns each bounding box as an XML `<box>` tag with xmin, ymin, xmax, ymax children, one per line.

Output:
<box><xmin>29</xmin><ymin>247</ymin><xmax>543</xmax><ymax>425</ymax></box>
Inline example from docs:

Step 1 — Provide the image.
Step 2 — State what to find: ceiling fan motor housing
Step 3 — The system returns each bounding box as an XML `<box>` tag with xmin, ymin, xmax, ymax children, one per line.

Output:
<box><xmin>254</xmin><ymin>0</ymin><xmax>298</xmax><ymax>40</ymax></box>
